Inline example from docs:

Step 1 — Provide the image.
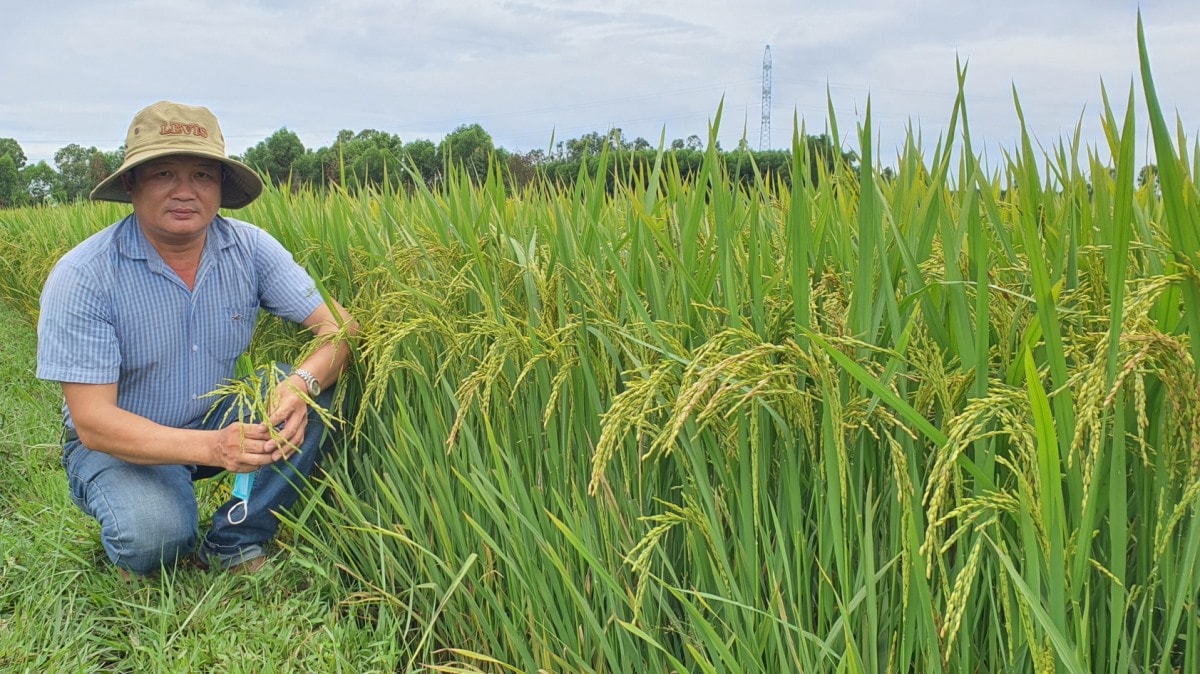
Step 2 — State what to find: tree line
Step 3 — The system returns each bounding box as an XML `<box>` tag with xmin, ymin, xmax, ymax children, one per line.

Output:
<box><xmin>0</xmin><ymin>139</ymin><xmax>125</xmax><ymax>207</ymax></box>
<box><xmin>0</xmin><ymin>124</ymin><xmax>859</xmax><ymax>208</ymax></box>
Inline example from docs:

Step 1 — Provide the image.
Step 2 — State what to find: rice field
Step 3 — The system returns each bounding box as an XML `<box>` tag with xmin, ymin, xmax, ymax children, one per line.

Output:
<box><xmin>2</xmin><ymin>24</ymin><xmax>1199</xmax><ymax>673</ymax></box>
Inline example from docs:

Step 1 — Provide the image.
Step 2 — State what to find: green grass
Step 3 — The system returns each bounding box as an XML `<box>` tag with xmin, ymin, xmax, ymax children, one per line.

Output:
<box><xmin>0</xmin><ymin>302</ymin><xmax>408</xmax><ymax>672</ymax></box>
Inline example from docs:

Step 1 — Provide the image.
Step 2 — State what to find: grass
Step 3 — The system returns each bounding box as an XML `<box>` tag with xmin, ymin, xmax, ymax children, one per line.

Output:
<box><xmin>0</xmin><ymin>300</ymin><xmax>409</xmax><ymax>672</ymax></box>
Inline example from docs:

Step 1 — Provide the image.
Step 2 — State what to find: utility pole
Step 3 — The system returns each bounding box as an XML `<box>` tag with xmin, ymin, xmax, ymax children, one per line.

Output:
<box><xmin>759</xmin><ymin>45</ymin><xmax>772</xmax><ymax>151</ymax></box>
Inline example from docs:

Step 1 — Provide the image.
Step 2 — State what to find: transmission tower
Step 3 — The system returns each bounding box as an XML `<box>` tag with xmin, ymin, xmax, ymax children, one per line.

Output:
<box><xmin>759</xmin><ymin>45</ymin><xmax>772</xmax><ymax>151</ymax></box>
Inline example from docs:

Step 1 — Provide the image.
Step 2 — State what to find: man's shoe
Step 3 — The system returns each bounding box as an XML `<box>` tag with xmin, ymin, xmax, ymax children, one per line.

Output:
<box><xmin>195</xmin><ymin>552</ymin><xmax>269</xmax><ymax>574</ymax></box>
<box><xmin>228</xmin><ymin>555</ymin><xmax>269</xmax><ymax>574</ymax></box>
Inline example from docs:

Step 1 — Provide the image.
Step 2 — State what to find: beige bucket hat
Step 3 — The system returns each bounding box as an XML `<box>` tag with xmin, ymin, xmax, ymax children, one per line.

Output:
<box><xmin>89</xmin><ymin>101</ymin><xmax>264</xmax><ymax>209</ymax></box>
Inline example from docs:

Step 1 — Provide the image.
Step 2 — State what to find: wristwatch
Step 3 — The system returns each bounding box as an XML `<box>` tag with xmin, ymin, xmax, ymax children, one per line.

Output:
<box><xmin>293</xmin><ymin>367</ymin><xmax>321</xmax><ymax>396</ymax></box>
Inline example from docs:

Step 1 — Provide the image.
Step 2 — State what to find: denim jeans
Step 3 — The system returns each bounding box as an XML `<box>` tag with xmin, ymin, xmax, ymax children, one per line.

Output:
<box><xmin>61</xmin><ymin>365</ymin><xmax>336</xmax><ymax>575</ymax></box>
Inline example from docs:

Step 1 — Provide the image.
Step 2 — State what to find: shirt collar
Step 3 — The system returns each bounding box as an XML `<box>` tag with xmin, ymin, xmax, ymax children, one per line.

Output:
<box><xmin>116</xmin><ymin>213</ymin><xmax>235</xmax><ymax>261</ymax></box>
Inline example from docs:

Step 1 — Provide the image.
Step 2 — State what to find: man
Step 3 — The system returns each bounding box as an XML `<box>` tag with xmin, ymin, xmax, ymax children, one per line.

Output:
<box><xmin>36</xmin><ymin>101</ymin><xmax>357</xmax><ymax>578</ymax></box>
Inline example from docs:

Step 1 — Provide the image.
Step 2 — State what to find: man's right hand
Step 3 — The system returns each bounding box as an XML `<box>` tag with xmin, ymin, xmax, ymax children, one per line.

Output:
<box><xmin>212</xmin><ymin>422</ymin><xmax>283</xmax><ymax>473</ymax></box>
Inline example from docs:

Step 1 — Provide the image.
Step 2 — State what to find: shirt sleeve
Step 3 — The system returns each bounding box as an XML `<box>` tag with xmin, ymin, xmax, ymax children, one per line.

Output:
<box><xmin>253</xmin><ymin>228</ymin><xmax>323</xmax><ymax>324</ymax></box>
<box><xmin>36</xmin><ymin>259</ymin><xmax>121</xmax><ymax>384</ymax></box>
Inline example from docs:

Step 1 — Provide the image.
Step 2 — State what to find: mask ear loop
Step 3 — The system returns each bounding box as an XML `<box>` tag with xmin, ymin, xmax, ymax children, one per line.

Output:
<box><xmin>228</xmin><ymin>499</ymin><xmax>249</xmax><ymax>525</ymax></box>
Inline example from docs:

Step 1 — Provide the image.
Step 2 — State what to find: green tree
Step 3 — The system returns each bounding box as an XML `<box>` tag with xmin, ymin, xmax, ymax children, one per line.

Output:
<box><xmin>309</xmin><ymin>142</ymin><xmax>345</xmax><ymax>187</ymax></box>
<box><xmin>0</xmin><ymin>138</ymin><xmax>26</xmax><ymax>171</ymax></box>
<box><xmin>0</xmin><ymin>154</ymin><xmax>21</xmax><ymax>207</ymax></box>
<box><xmin>564</xmin><ymin>134</ymin><xmax>592</xmax><ymax>161</ymax></box>
<box><xmin>21</xmin><ymin>161</ymin><xmax>57</xmax><ymax>206</ymax></box>
<box><xmin>800</xmin><ymin>133</ymin><xmax>857</xmax><ymax>185</ymax></box>
<box><xmin>504</xmin><ymin>148</ymin><xmax>557</xmax><ymax>190</ymax></box>
<box><xmin>349</xmin><ymin>147</ymin><xmax>397</xmax><ymax>187</ymax></box>
<box><xmin>241</xmin><ymin>128</ymin><xmax>307</xmax><ymax>186</ymax></box>
<box><xmin>401</xmin><ymin>139</ymin><xmax>438</xmax><ymax>186</ymax></box>
<box><xmin>102</xmin><ymin>146</ymin><xmax>125</xmax><ymax>175</ymax></box>
<box><xmin>54</xmin><ymin>144</ymin><xmax>112</xmax><ymax>203</ymax></box>
<box><xmin>290</xmin><ymin>152</ymin><xmax>323</xmax><ymax>187</ymax></box>
<box><xmin>0</xmin><ymin>138</ymin><xmax>28</xmax><ymax>207</ymax></box>
<box><xmin>564</xmin><ymin>130</ymin><xmax>624</xmax><ymax>161</ymax></box>
<box><xmin>438</xmin><ymin>124</ymin><xmax>493</xmax><ymax>179</ymax></box>
<box><xmin>351</xmin><ymin>131</ymin><xmax>403</xmax><ymax>188</ymax></box>
<box><xmin>317</xmin><ymin>129</ymin><xmax>405</xmax><ymax>189</ymax></box>
<box><xmin>347</xmin><ymin>129</ymin><xmax>403</xmax><ymax>156</ymax></box>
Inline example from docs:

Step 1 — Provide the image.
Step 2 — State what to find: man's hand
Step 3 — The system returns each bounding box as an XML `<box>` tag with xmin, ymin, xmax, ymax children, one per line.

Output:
<box><xmin>262</xmin><ymin>375</ymin><xmax>311</xmax><ymax>462</ymax></box>
<box><xmin>212</xmin><ymin>422</ymin><xmax>283</xmax><ymax>473</ymax></box>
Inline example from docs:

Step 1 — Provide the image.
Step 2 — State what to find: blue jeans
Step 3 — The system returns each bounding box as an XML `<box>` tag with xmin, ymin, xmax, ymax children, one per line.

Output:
<box><xmin>61</xmin><ymin>365</ymin><xmax>336</xmax><ymax>575</ymax></box>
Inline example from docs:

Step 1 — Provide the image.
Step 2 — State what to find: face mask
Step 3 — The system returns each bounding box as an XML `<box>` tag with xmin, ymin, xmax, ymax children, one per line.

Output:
<box><xmin>227</xmin><ymin>471</ymin><xmax>256</xmax><ymax>524</ymax></box>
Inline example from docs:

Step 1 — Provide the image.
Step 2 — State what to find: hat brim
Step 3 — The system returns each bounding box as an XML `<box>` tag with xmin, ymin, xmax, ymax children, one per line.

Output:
<box><xmin>89</xmin><ymin>149</ymin><xmax>264</xmax><ymax>210</ymax></box>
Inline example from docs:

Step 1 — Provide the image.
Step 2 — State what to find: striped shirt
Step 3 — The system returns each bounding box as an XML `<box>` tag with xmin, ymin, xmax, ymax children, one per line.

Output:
<box><xmin>36</xmin><ymin>214</ymin><xmax>322</xmax><ymax>430</ymax></box>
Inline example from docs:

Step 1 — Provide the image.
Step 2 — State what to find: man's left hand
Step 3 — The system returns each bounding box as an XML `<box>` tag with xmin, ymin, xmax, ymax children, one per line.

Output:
<box><xmin>264</xmin><ymin>375</ymin><xmax>310</xmax><ymax>461</ymax></box>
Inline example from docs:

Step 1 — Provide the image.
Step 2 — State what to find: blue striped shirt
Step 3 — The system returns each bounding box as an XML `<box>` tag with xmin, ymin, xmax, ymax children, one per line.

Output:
<box><xmin>36</xmin><ymin>214</ymin><xmax>322</xmax><ymax>430</ymax></box>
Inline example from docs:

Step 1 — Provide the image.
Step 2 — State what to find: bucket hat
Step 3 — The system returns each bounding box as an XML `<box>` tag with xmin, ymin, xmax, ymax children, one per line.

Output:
<box><xmin>89</xmin><ymin>101</ymin><xmax>264</xmax><ymax>209</ymax></box>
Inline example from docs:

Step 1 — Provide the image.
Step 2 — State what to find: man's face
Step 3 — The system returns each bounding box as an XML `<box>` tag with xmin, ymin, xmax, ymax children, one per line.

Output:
<box><xmin>126</xmin><ymin>155</ymin><xmax>223</xmax><ymax>246</ymax></box>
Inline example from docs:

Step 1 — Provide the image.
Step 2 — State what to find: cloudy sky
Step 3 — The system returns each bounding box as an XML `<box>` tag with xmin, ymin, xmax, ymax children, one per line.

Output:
<box><xmin>3</xmin><ymin>1</ymin><xmax>1197</xmax><ymax>172</ymax></box>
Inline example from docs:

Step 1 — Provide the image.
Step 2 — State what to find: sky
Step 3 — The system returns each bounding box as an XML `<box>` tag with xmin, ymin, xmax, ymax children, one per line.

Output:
<box><xmin>3</xmin><ymin>0</ymin><xmax>1198</xmax><ymax>173</ymax></box>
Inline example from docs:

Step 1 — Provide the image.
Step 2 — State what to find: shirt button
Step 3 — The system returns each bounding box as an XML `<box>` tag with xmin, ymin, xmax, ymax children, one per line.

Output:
<box><xmin>192</xmin><ymin>344</ymin><xmax>199</xmax><ymax>351</ymax></box>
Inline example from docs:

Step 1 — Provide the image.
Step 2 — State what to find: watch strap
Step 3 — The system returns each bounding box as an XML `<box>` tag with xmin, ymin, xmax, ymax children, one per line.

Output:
<box><xmin>293</xmin><ymin>367</ymin><xmax>321</xmax><ymax>396</ymax></box>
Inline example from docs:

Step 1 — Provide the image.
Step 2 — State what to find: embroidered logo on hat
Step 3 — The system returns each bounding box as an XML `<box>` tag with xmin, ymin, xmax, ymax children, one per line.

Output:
<box><xmin>159</xmin><ymin>123</ymin><xmax>209</xmax><ymax>138</ymax></box>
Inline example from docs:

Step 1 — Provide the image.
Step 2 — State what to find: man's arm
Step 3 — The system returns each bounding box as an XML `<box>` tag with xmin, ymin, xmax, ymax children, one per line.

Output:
<box><xmin>62</xmin><ymin>382</ymin><xmax>280</xmax><ymax>471</ymax></box>
<box><xmin>261</xmin><ymin>298</ymin><xmax>359</xmax><ymax>458</ymax></box>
